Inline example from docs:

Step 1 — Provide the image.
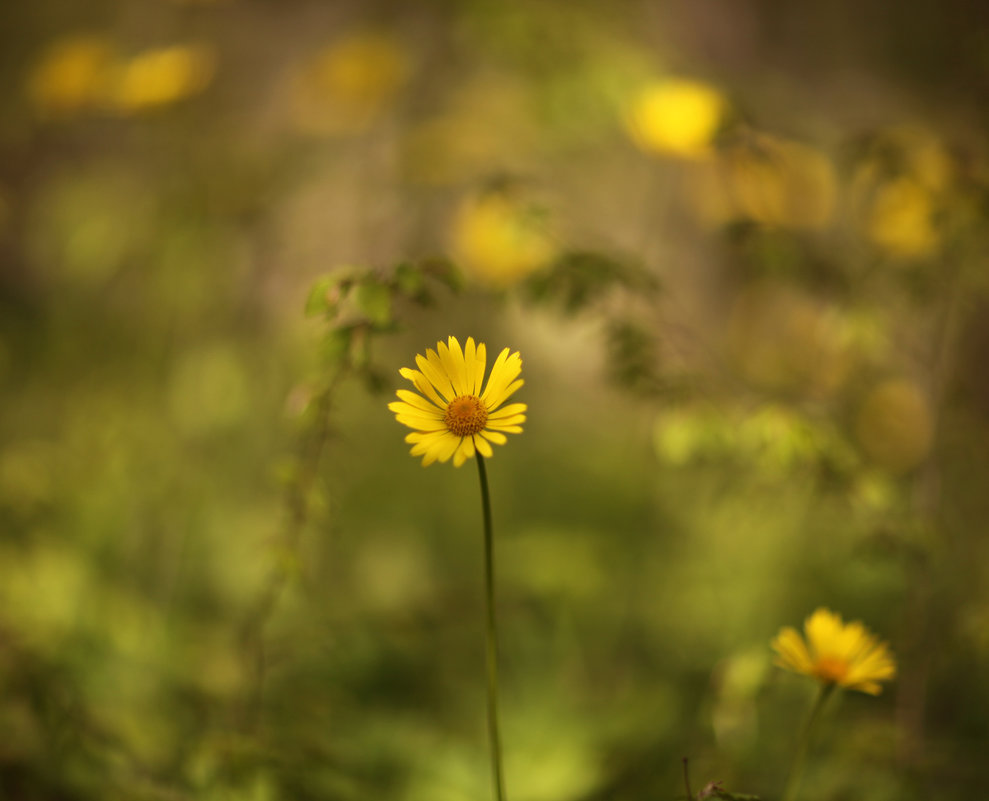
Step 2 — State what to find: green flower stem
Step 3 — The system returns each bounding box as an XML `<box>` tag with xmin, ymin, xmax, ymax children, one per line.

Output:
<box><xmin>782</xmin><ymin>683</ymin><xmax>836</xmax><ymax>801</ymax></box>
<box><xmin>476</xmin><ymin>454</ymin><xmax>507</xmax><ymax>801</ymax></box>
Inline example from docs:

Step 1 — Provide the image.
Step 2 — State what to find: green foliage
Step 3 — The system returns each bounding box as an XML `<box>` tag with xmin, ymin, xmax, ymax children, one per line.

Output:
<box><xmin>524</xmin><ymin>250</ymin><xmax>659</xmax><ymax>314</ymax></box>
<box><xmin>304</xmin><ymin>258</ymin><xmax>460</xmax><ymax>386</ymax></box>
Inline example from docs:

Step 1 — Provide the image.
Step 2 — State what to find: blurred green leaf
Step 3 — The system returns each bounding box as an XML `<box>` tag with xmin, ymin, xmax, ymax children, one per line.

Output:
<box><xmin>393</xmin><ymin>262</ymin><xmax>425</xmax><ymax>296</ymax></box>
<box><xmin>305</xmin><ymin>275</ymin><xmax>340</xmax><ymax>318</ymax></box>
<box><xmin>524</xmin><ymin>249</ymin><xmax>658</xmax><ymax>312</ymax></box>
<box><xmin>321</xmin><ymin>327</ymin><xmax>352</xmax><ymax>365</ymax></box>
<box><xmin>352</xmin><ymin>283</ymin><xmax>393</xmax><ymax>327</ymax></box>
<box><xmin>419</xmin><ymin>256</ymin><xmax>463</xmax><ymax>293</ymax></box>
<box><xmin>605</xmin><ymin>318</ymin><xmax>662</xmax><ymax>394</ymax></box>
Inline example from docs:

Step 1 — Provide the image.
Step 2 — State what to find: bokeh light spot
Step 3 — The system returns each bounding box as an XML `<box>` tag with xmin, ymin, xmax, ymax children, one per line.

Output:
<box><xmin>625</xmin><ymin>78</ymin><xmax>725</xmax><ymax>159</ymax></box>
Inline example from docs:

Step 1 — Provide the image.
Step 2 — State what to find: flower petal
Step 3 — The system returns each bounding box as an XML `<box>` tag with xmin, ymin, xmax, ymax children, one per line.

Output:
<box><xmin>481</xmin><ymin>348</ymin><xmax>522</xmax><ymax>408</ymax></box>
<box><xmin>400</xmin><ymin>367</ymin><xmax>448</xmax><ymax>409</ymax></box>
<box><xmin>772</xmin><ymin>627</ymin><xmax>814</xmax><ymax>674</ymax></box>
<box><xmin>431</xmin><ymin>432</ymin><xmax>462</xmax><ymax>464</ymax></box>
<box><xmin>463</xmin><ymin>337</ymin><xmax>477</xmax><ymax>394</ymax></box>
<box><xmin>488</xmin><ymin>403</ymin><xmax>527</xmax><ymax>419</ymax></box>
<box><xmin>473</xmin><ymin>434</ymin><xmax>494</xmax><ymax>458</ymax></box>
<box><xmin>472</xmin><ymin>339</ymin><xmax>487</xmax><ymax>395</ymax></box>
<box><xmin>417</xmin><ymin>349</ymin><xmax>456</xmax><ymax>402</ymax></box>
<box><xmin>407</xmin><ymin>430</ymin><xmax>451</xmax><ymax>450</ymax></box>
<box><xmin>412</xmin><ymin>430</ymin><xmax>461</xmax><ymax>466</ymax></box>
<box><xmin>486</xmin><ymin>415</ymin><xmax>525</xmax><ymax>430</ymax></box>
<box><xmin>453</xmin><ymin>436</ymin><xmax>475</xmax><ymax>467</ymax></box>
<box><xmin>805</xmin><ymin>608</ymin><xmax>843</xmax><ymax>660</ymax></box>
<box><xmin>486</xmin><ymin>424</ymin><xmax>522</xmax><ymax>434</ymax></box>
<box><xmin>485</xmin><ymin>379</ymin><xmax>524</xmax><ymax>410</ymax></box>
<box><xmin>394</xmin><ymin>412</ymin><xmax>447</xmax><ymax>431</ymax></box>
<box><xmin>389</xmin><ymin>399</ymin><xmax>443</xmax><ymax>420</ymax></box>
<box><xmin>439</xmin><ymin>337</ymin><xmax>469</xmax><ymax>397</ymax></box>
<box><xmin>395</xmin><ymin>389</ymin><xmax>445</xmax><ymax>414</ymax></box>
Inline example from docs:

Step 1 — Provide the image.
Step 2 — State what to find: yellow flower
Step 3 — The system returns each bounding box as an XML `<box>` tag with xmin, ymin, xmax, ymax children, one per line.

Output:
<box><xmin>625</xmin><ymin>78</ymin><xmax>725</xmax><ymax>160</ymax></box>
<box><xmin>866</xmin><ymin>178</ymin><xmax>938</xmax><ymax>258</ymax></box>
<box><xmin>688</xmin><ymin>135</ymin><xmax>838</xmax><ymax>230</ymax></box>
<box><xmin>449</xmin><ymin>193</ymin><xmax>557</xmax><ymax>288</ymax></box>
<box><xmin>389</xmin><ymin>336</ymin><xmax>526</xmax><ymax>467</ymax></box>
<box><xmin>290</xmin><ymin>31</ymin><xmax>410</xmax><ymax>135</ymax></box>
<box><xmin>771</xmin><ymin>608</ymin><xmax>896</xmax><ymax>695</ymax></box>
<box><xmin>27</xmin><ymin>35</ymin><xmax>116</xmax><ymax>116</ymax></box>
<box><xmin>109</xmin><ymin>44</ymin><xmax>215</xmax><ymax>112</ymax></box>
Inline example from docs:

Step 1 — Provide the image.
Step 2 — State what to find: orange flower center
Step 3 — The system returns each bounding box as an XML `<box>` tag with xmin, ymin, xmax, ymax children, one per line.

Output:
<box><xmin>444</xmin><ymin>394</ymin><xmax>488</xmax><ymax>437</ymax></box>
<box><xmin>812</xmin><ymin>656</ymin><xmax>850</xmax><ymax>684</ymax></box>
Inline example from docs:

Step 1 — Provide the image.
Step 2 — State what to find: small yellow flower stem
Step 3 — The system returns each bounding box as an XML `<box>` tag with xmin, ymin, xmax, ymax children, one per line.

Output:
<box><xmin>782</xmin><ymin>683</ymin><xmax>836</xmax><ymax>801</ymax></box>
<box><xmin>476</xmin><ymin>453</ymin><xmax>507</xmax><ymax>801</ymax></box>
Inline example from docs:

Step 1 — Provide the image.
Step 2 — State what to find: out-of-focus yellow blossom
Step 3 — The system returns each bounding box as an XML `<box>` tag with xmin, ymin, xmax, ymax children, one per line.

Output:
<box><xmin>907</xmin><ymin>133</ymin><xmax>953</xmax><ymax>193</ymax></box>
<box><xmin>852</xmin><ymin>127</ymin><xmax>952</xmax><ymax>259</ymax></box>
<box><xmin>689</xmin><ymin>134</ymin><xmax>837</xmax><ymax>229</ymax></box>
<box><xmin>27</xmin><ymin>35</ymin><xmax>116</xmax><ymax>116</ymax></box>
<box><xmin>866</xmin><ymin>178</ymin><xmax>938</xmax><ymax>258</ymax></box>
<box><xmin>450</xmin><ymin>193</ymin><xmax>557</xmax><ymax>288</ymax></box>
<box><xmin>108</xmin><ymin>44</ymin><xmax>215</xmax><ymax>112</ymax></box>
<box><xmin>625</xmin><ymin>78</ymin><xmax>725</xmax><ymax>159</ymax></box>
<box><xmin>28</xmin><ymin>37</ymin><xmax>214</xmax><ymax>117</ymax></box>
<box><xmin>772</xmin><ymin>608</ymin><xmax>896</xmax><ymax>695</ymax></box>
<box><xmin>726</xmin><ymin>285</ymin><xmax>853</xmax><ymax>396</ymax></box>
<box><xmin>290</xmin><ymin>31</ymin><xmax>410</xmax><ymax>135</ymax></box>
<box><xmin>855</xmin><ymin>378</ymin><xmax>932</xmax><ymax>472</ymax></box>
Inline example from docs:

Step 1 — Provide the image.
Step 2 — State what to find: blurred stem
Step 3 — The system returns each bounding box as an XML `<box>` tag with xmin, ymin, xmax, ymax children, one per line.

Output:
<box><xmin>477</xmin><ymin>454</ymin><xmax>507</xmax><ymax>801</ymax></box>
<box><xmin>782</xmin><ymin>683</ymin><xmax>835</xmax><ymax>801</ymax></box>
<box><xmin>682</xmin><ymin>757</ymin><xmax>693</xmax><ymax>801</ymax></box>
<box><xmin>238</xmin><ymin>372</ymin><xmax>340</xmax><ymax>731</ymax></box>
<box><xmin>897</xmin><ymin>262</ymin><xmax>963</xmax><ymax>765</ymax></box>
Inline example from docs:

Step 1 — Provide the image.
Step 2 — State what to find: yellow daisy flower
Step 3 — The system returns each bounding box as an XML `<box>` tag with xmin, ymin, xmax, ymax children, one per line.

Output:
<box><xmin>771</xmin><ymin>608</ymin><xmax>896</xmax><ymax>695</ymax></box>
<box><xmin>389</xmin><ymin>336</ymin><xmax>526</xmax><ymax>467</ymax></box>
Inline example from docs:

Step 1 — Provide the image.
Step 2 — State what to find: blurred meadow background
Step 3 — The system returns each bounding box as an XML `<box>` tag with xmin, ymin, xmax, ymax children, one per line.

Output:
<box><xmin>3</xmin><ymin>0</ymin><xmax>989</xmax><ymax>799</ymax></box>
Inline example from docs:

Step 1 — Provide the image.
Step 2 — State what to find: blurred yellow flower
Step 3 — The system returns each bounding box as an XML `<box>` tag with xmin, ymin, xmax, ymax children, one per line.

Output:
<box><xmin>625</xmin><ymin>78</ymin><xmax>725</xmax><ymax>159</ymax></box>
<box><xmin>291</xmin><ymin>31</ymin><xmax>410</xmax><ymax>135</ymax></box>
<box><xmin>867</xmin><ymin>178</ymin><xmax>937</xmax><ymax>258</ymax></box>
<box><xmin>851</xmin><ymin>126</ymin><xmax>952</xmax><ymax>259</ymax></box>
<box><xmin>27</xmin><ymin>35</ymin><xmax>115</xmax><ymax>116</ymax></box>
<box><xmin>450</xmin><ymin>193</ymin><xmax>557</xmax><ymax>288</ymax></box>
<box><xmin>689</xmin><ymin>134</ymin><xmax>837</xmax><ymax>229</ymax></box>
<box><xmin>855</xmin><ymin>378</ymin><xmax>933</xmax><ymax>473</ymax></box>
<box><xmin>389</xmin><ymin>336</ymin><xmax>526</xmax><ymax>467</ymax></box>
<box><xmin>726</xmin><ymin>285</ymin><xmax>852</xmax><ymax>396</ymax></box>
<box><xmin>109</xmin><ymin>44</ymin><xmax>215</xmax><ymax>112</ymax></box>
<box><xmin>772</xmin><ymin>608</ymin><xmax>896</xmax><ymax>695</ymax></box>
<box><xmin>27</xmin><ymin>37</ymin><xmax>214</xmax><ymax>117</ymax></box>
